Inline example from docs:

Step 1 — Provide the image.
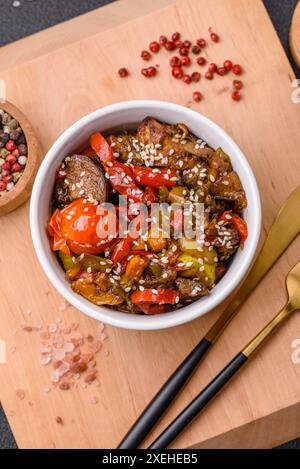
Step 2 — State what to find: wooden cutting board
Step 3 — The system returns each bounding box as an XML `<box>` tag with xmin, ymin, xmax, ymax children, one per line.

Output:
<box><xmin>1</xmin><ymin>0</ymin><xmax>300</xmax><ymax>449</ymax></box>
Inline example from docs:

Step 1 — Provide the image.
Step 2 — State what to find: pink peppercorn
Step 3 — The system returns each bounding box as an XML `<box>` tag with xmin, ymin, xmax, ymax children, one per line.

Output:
<box><xmin>6</xmin><ymin>154</ymin><xmax>16</xmax><ymax>165</ymax></box>
<box><xmin>2</xmin><ymin>162</ymin><xmax>11</xmax><ymax>171</ymax></box>
<box><xmin>11</xmin><ymin>163</ymin><xmax>22</xmax><ymax>173</ymax></box>
<box><xmin>6</xmin><ymin>140</ymin><xmax>16</xmax><ymax>152</ymax></box>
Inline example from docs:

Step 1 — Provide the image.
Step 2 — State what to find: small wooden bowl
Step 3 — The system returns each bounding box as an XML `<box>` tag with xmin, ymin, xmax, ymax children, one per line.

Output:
<box><xmin>289</xmin><ymin>1</ymin><xmax>300</xmax><ymax>69</ymax></box>
<box><xmin>0</xmin><ymin>100</ymin><xmax>40</xmax><ymax>216</ymax></box>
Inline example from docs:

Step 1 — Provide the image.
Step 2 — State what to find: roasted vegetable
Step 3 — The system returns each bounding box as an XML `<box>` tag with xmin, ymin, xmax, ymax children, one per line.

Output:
<box><xmin>131</xmin><ymin>288</ymin><xmax>179</xmax><ymax>305</ymax></box>
<box><xmin>59</xmin><ymin>250</ymin><xmax>75</xmax><ymax>271</ymax></box>
<box><xmin>220</xmin><ymin>210</ymin><xmax>248</xmax><ymax>241</ymax></box>
<box><xmin>71</xmin><ymin>276</ymin><xmax>124</xmax><ymax>306</ymax></box>
<box><xmin>176</xmin><ymin>253</ymin><xmax>216</xmax><ymax>287</ymax></box>
<box><xmin>175</xmin><ymin>278</ymin><xmax>208</xmax><ymax>298</ymax></box>
<box><xmin>147</xmin><ymin>226</ymin><xmax>167</xmax><ymax>252</ymax></box>
<box><xmin>132</xmin><ymin>166</ymin><xmax>178</xmax><ymax>189</ymax></box>
<box><xmin>123</xmin><ymin>255</ymin><xmax>149</xmax><ymax>282</ymax></box>
<box><xmin>178</xmin><ymin>238</ymin><xmax>217</xmax><ymax>264</ymax></box>
<box><xmin>168</xmin><ymin>186</ymin><xmax>188</xmax><ymax>204</ymax></box>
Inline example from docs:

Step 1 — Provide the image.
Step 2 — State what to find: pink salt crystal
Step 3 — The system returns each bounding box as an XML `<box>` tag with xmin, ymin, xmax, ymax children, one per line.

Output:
<box><xmin>91</xmin><ymin>340</ymin><xmax>102</xmax><ymax>353</ymax></box>
<box><xmin>53</xmin><ymin>333</ymin><xmax>64</xmax><ymax>348</ymax></box>
<box><xmin>63</xmin><ymin>342</ymin><xmax>74</xmax><ymax>353</ymax></box>
<box><xmin>48</xmin><ymin>323</ymin><xmax>57</xmax><ymax>334</ymax></box>
<box><xmin>53</xmin><ymin>348</ymin><xmax>66</xmax><ymax>361</ymax></box>
<box><xmin>52</xmin><ymin>370</ymin><xmax>60</xmax><ymax>383</ymax></box>
<box><xmin>97</xmin><ymin>323</ymin><xmax>105</xmax><ymax>335</ymax></box>
<box><xmin>26</xmin><ymin>309</ymin><xmax>32</xmax><ymax>316</ymax></box>
<box><xmin>90</xmin><ymin>396</ymin><xmax>98</xmax><ymax>405</ymax></box>
<box><xmin>40</xmin><ymin>355</ymin><xmax>51</xmax><ymax>366</ymax></box>
<box><xmin>40</xmin><ymin>346</ymin><xmax>52</xmax><ymax>354</ymax></box>
<box><xmin>16</xmin><ymin>389</ymin><xmax>26</xmax><ymax>400</ymax></box>
<box><xmin>99</xmin><ymin>333</ymin><xmax>107</xmax><ymax>341</ymax></box>
<box><xmin>57</xmin><ymin>362</ymin><xmax>70</xmax><ymax>377</ymax></box>
<box><xmin>58</xmin><ymin>301</ymin><xmax>68</xmax><ymax>311</ymax></box>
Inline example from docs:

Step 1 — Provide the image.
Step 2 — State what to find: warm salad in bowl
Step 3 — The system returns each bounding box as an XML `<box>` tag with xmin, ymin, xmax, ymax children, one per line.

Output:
<box><xmin>48</xmin><ymin>116</ymin><xmax>248</xmax><ymax>316</ymax></box>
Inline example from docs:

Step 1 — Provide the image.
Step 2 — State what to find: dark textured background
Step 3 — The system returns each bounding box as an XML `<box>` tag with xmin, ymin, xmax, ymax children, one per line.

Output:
<box><xmin>0</xmin><ymin>0</ymin><xmax>299</xmax><ymax>450</ymax></box>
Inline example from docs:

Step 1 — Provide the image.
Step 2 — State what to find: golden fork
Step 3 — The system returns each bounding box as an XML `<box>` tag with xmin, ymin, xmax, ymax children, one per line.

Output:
<box><xmin>149</xmin><ymin>261</ymin><xmax>300</xmax><ymax>448</ymax></box>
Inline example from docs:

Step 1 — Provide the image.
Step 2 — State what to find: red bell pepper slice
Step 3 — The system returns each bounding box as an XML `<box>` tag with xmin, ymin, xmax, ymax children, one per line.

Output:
<box><xmin>131</xmin><ymin>166</ymin><xmax>178</xmax><ymax>189</ymax></box>
<box><xmin>106</xmin><ymin>162</ymin><xmax>146</xmax><ymax>203</ymax></box>
<box><xmin>144</xmin><ymin>186</ymin><xmax>158</xmax><ymax>204</ymax></box>
<box><xmin>131</xmin><ymin>289</ymin><xmax>179</xmax><ymax>305</ymax></box>
<box><xmin>110</xmin><ymin>234</ymin><xmax>135</xmax><ymax>265</ymax></box>
<box><xmin>89</xmin><ymin>132</ymin><xmax>115</xmax><ymax>164</ymax></box>
<box><xmin>137</xmin><ymin>302</ymin><xmax>167</xmax><ymax>315</ymax></box>
<box><xmin>220</xmin><ymin>210</ymin><xmax>248</xmax><ymax>241</ymax></box>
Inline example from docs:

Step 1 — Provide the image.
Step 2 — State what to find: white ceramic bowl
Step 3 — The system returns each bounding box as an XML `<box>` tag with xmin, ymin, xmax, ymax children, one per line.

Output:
<box><xmin>30</xmin><ymin>100</ymin><xmax>261</xmax><ymax>330</ymax></box>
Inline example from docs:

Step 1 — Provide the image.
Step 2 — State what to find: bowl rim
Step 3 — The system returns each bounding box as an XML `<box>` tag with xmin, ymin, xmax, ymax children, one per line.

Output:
<box><xmin>0</xmin><ymin>100</ymin><xmax>40</xmax><ymax>216</ymax></box>
<box><xmin>30</xmin><ymin>99</ymin><xmax>261</xmax><ymax>330</ymax></box>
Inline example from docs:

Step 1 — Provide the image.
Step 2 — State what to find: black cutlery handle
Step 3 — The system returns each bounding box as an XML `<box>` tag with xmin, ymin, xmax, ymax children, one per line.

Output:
<box><xmin>148</xmin><ymin>352</ymin><xmax>248</xmax><ymax>449</ymax></box>
<box><xmin>118</xmin><ymin>337</ymin><xmax>212</xmax><ymax>449</ymax></box>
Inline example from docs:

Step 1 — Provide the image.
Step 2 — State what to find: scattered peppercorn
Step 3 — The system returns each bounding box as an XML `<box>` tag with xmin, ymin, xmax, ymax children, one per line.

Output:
<box><xmin>182</xmin><ymin>74</ymin><xmax>192</xmax><ymax>84</ymax></box>
<box><xmin>172</xmin><ymin>32</ymin><xmax>180</xmax><ymax>41</ymax></box>
<box><xmin>141</xmin><ymin>66</ymin><xmax>157</xmax><ymax>78</ymax></box>
<box><xmin>205</xmin><ymin>71</ymin><xmax>214</xmax><ymax>80</ymax></box>
<box><xmin>197</xmin><ymin>57</ymin><xmax>206</xmax><ymax>66</ymax></box>
<box><xmin>196</xmin><ymin>38</ymin><xmax>206</xmax><ymax>48</ymax></box>
<box><xmin>165</xmin><ymin>41</ymin><xmax>175</xmax><ymax>51</ymax></box>
<box><xmin>210</xmin><ymin>32</ymin><xmax>219</xmax><ymax>42</ymax></box>
<box><xmin>193</xmin><ymin>91</ymin><xmax>203</xmax><ymax>102</ymax></box>
<box><xmin>233</xmin><ymin>79</ymin><xmax>243</xmax><ymax>90</ymax></box>
<box><xmin>232</xmin><ymin>64</ymin><xmax>242</xmax><ymax>75</ymax></box>
<box><xmin>208</xmin><ymin>63</ymin><xmax>217</xmax><ymax>73</ymax></box>
<box><xmin>118</xmin><ymin>67</ymin><xmax>129</xmax><ymax>78</ymax></box>
<box><xmin>179</xmin><ymin>47</ymin><xmax>189</xmax><ymax>56</ymax></box>
<box><xmin>191</xmin><ymin>45</ymin><xmax>201</xmax><ymax>55</ymax></box>
<box><xmin>191</xmin><ymin>72</ymin><xmax>201</xmax><ymax>82</ymax></box>
<box><xmin>224</xmin><ymin>60</ymin><xmax>233</xmax><ymax>71</ymax></box>
<box><xmin>170</xmin><ymin>56</ymin><xmax>181</xmax><ymax>67</ymax></box>
<box><xmin>149</xmin><ymin>41</ymin><xmax>160</xmax><ymax>53</ymax></box>
<box><xmin>159</xmin><ymin>35</ymin><xmax>167</xmax><ymax>45</ymax></box>
<box><xmin>217</xmin><ymin>67</ymin><xmax>226</xmax><ymax>76</ymax></box>
<box><xmin>232</xmin><ymin>90</ymin><xmax>241</xmax><ymax>101</ymax></box>
<box><xmin>141</xmin><ymin>50</ymin><xmax>151</xmax><ymax>61</ymax></box>
<box><xmin>180</xmin><ymin>56</ymin><xmax>191</xmax><ymax>67</ymax></box>
<box><xmin>183</xmin><ymin>40</ymin><xmax>191</xmax><ymax>49</ymax></box>
<box><xmin>172</xmin><ymin>67</ymin><xmax>184</xmax><ymax>79</ymax></box>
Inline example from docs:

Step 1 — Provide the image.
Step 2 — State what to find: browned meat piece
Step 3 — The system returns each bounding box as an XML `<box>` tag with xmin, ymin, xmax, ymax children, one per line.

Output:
<box><xmin>142</xmin><ymin>267</ymin><xmax>177</xmax><ymax>288</ymax></box>
<box><xmin>106</xmin><ymin>133</ymin><xmax>142</xmax><ymax>164</ymax></box>
<box><xmin>182</xmin><ymin>163</ymin><xmax>207</xmax><ymax>187</ymax></box>
<box><xmin>213</xmin><ymin>227</ymin><xmax>240</xmax><ymax>259</ymax></box>
<box><xmin>210</xmin><ymin>171</ymin><xmax>247</xmax><ymax>212</ymax></box>
<box><xmin>54</xmin><ymin>155</ymin><xmax>108</xmax><ymax>208</ymax></box>
<box><xmin>175</xmin><ymin>278</ymin><xmax>208</xmax><ymax>299</ymax></box>
<box><xmin>209</xmin><ymin>148</ymin><xmax>232</xmax><ymax>175</ymax></box>
<box><xmin>137</xmin><ymin>117</ymin><xmax>213</xmax><ymax>158</ymax></box>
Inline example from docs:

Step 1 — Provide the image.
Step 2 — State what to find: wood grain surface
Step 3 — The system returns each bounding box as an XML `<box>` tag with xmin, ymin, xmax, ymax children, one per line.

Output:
<box><xmin>0</xmin><ymin>0</ymin><xmax>300</xmax><ymax>449</ymax></box>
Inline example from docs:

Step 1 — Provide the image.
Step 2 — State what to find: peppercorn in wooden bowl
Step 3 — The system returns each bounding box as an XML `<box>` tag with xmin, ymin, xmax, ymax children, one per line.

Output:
<box><xmin>0</xmin><ymin>100</ymin><xmax>40</xmax><ymax>216</ymax></box>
